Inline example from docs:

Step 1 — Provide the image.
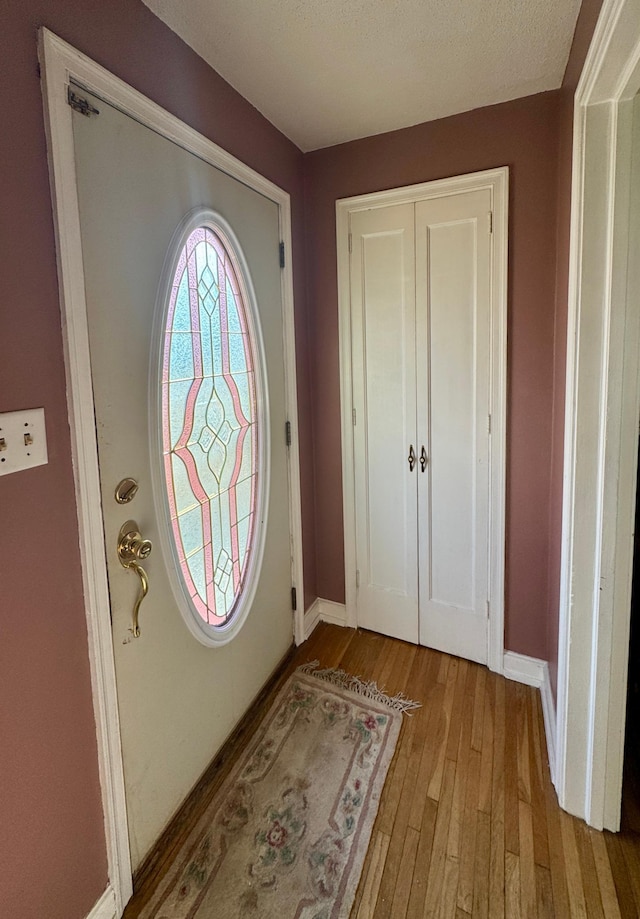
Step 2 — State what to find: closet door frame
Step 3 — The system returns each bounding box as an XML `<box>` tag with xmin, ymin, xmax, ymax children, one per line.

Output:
<box><xmin>336</xmin><ymin>167</ymin><xmax>508</xmax><ymax>673</ymax></box>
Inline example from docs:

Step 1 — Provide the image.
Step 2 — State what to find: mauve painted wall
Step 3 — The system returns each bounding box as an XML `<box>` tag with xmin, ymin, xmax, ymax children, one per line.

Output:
<box><xmin>304</xmin><ymin>92</ymin><xmax>562</xmax><ymax>659</ymax></box>
<box><xmin>0</xmin><ymin>3</ymin><xmax>312</xmax><ymax>918</ymax></box>
<box><xmin>547</xmin><ymin>0</ymin><xmax>605</xmax><ymax>699</ymax></box>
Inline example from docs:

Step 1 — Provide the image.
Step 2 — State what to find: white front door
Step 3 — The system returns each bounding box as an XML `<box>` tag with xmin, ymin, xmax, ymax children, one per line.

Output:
<box><xmin>350</xmin><ymin>188</ymin><xmax>492</xmax><ymax>664</ymax></box>
<box><xmin>72</xmin><ymin>88</ymin><xmax>294</xmax><ymax>867</ymax></box>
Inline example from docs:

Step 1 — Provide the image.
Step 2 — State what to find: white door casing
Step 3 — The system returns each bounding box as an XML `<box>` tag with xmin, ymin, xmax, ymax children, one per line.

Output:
<box><xmin>338</xmin><ymin>170</ymin><xmax>507</xmax><ymax>669</ymax></box>
<box><xmin>39</xmin><ymin>29</ymin><xmax>304</xmax><ymax>916</ymax></box>
<box><xmin>556</xmin><ymin>0</ymin><xmax>640</xmax><ymax>831</ymax></box>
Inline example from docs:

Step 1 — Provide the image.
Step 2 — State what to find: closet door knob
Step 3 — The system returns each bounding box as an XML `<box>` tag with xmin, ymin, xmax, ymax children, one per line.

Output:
<box><xmin>420</xmin><ymin>446</ymin><xmax>427</xmax><ymax>472</ymax></box>
<box><xmin>408</xmin><ymin>444</ymin><xmax>416</xmax><ymax>471</ymax></box>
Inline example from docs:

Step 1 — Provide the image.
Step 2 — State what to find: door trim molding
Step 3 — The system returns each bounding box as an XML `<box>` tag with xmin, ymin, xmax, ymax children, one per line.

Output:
<box><xmin>38</xmin><ymin>28</ymin><xmax>305</xmax><ymax>913</ymax></box>
<box><xmin>556</xmin><ymin>0</ymin><xmax>640</xmax><ymax>829</ymax></box>
<box><xmin>336</xmin><ymin>168</ymin><xmax>508</xmax><ymax>671</ymax></box>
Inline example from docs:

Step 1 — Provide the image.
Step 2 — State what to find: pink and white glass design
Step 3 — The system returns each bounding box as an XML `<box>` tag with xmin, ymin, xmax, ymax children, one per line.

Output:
<box><xmin>161</xmin><ymin>226</ymin><xmax>258</xmax><ymax>627</ymax></box>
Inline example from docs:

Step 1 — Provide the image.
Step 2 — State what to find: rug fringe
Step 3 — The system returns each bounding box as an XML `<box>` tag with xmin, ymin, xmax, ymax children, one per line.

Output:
<box><xmin>297</xmin><ymin>661</ymin><xmax>421</xmax><ymax>714</ymax></box>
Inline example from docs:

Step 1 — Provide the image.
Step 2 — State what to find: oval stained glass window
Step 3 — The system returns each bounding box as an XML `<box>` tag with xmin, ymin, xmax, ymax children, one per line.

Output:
<box><xmin>161</xmin><ymin>224</ymin><xmax>260</xmax><ymax>630</ymax></box>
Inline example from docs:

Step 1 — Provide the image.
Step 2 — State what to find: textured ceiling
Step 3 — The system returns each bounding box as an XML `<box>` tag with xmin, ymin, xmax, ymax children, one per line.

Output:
<box><xmin>142</xmin><ymin>0</ymin><xmax>582</xmax><ymax>152</ymax></box>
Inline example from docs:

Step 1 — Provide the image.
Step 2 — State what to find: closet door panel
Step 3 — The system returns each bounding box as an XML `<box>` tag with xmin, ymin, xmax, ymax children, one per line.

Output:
<box><xmin>416</xmin><ymin>190</ymin><xmax>491</xmax><ymax>663</ymax></box>
<box><xmin>350</xmin><ymin>204</ymin><xmax>419</xmax><ymax>643</ymax></box>
<box><xmin>429</xmin><ymin>219</ymin><xmax>476</xmax><ymax>609</ymax></box>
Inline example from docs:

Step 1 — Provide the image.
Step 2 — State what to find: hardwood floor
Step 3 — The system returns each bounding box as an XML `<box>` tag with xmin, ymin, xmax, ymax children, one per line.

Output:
<box><xmin>125</xmin><ymin>623</ymin><xmax>640</xmax><ymax>918</ymax></box>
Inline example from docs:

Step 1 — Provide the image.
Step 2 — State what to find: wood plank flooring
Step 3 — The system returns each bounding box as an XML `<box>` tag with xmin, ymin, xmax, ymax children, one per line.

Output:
<box><xmin>125</xmin><ymin>624</ymin><xmax>640</xmax><ymax>918</ymax></box>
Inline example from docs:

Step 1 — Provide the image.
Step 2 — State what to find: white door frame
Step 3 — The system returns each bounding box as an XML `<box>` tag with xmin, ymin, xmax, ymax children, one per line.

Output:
<box><xmin>38</xmin><ymin>29</ymin><xmax>305</xmax><ymax>915</ymax></box>
<box><xmin>556</xmin><ymin>0</ymin><xmax>640</xmax><ymax>830</ymax></box>
<box><xmin>336</xmin><ymin>168</ymin><xmax>508</xmax><ymax>673</ymax></box>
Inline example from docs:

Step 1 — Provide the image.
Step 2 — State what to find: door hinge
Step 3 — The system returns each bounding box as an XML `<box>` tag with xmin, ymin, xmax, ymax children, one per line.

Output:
<box><xmin>352</xmin><ymin>408</ymin><xmax>357</xmax><ymax>426</ymax></box>
<box><xmin>285</xmin><ymin>420</ymin><xmax>292</xmax><ymax>446</ymax></box>
<box><xmin>488</xmin><ymin>211</ymin><xmax>493</xmax><ymax>234</ymax></box>
<box><xmin>279</xmin><ymin>241</ymin><xmax>285</xmax><ymax>268</ymax></box>
<box><xmin>488</xmin><ymin>413</ymin><xmax>492</xmax><ymax>435</ymax></box>
<box><xmin>348</xmin><ymin>233</ymin><xmax>353</xmax><ymax>253</ymax></box>
<box><xmin>486</xmin><ymin>600</ymin><xmax>490</xmax><ymax>618</ymax></box>
<box><xmin>291</xmin><ymin>586</ymin><xmax>297</xmax><ymax>611</ymax></box>
<box><xmin>67</xmin><ymin>87</ymin><xmax>100</xmax><ymax>118</ymax></box>
<box><xmin>356</xmin><ymin>569</ymin><xmax>360</xmax><ymax>589</ymax></box>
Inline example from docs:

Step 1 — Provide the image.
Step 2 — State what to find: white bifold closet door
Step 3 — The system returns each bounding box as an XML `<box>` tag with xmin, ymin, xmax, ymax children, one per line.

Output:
<box><xmin>350</xmin><ymin>189</ymin><xmax>492</xmax><ymax>665</ymax></box>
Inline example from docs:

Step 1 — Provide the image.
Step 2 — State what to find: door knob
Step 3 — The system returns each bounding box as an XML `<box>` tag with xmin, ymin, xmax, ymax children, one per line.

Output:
<box><xmin>420</xmin><ymin>446</ymin><xmax>428</xmax><ymax>472</ymax></box>
<box><xmin>117</xmin><ymin>520</ymin><xmax>152</xmax><ymax>637</ymax></box>
<box><xmin>118</xmin><ymin>520</ymin><xmax>152</xmax><ymax>563</ymax></box>
<box><xmin>408</xmin><ymin>444</ymin><xmax>416</xmax><ymax>472</ymax></box>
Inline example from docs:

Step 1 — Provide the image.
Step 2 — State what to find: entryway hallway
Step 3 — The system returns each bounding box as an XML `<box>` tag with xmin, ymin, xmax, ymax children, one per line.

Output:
<box><xmin>125</xmin><ymin>624</ymin><xmax>640</xmax><ymax>918</ymax></box>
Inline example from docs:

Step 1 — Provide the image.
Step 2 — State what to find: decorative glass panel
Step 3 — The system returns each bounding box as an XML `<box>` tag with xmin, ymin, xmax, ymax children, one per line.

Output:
<box><xmin>161</xmin><ymin>226</ymin><xmax>258</xmax><ymax>627</ymax></box>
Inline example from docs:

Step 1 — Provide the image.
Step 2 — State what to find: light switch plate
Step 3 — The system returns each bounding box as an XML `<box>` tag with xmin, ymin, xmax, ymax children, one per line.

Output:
<box><xmin>0</xmin><ymin>408</ymin><xmax>48</xmax><ymax>476</ymax></box>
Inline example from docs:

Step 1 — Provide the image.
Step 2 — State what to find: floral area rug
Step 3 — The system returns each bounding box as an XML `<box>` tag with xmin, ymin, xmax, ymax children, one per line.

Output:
<box><xmin>139</xmin><ymin>662</ymin><xmax>420</xmax><ymax>919</ymax></box>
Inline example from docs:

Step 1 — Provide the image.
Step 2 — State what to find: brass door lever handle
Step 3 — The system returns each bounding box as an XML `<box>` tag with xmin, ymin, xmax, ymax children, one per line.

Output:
<box><xmin>117</xmin><ymin>520</ymin><xmax>152</xmax><ymax>637</ymax></box>
<box><xmin>127</xmin><ymin>560</ymin><xmax>149</xmax><ymax>638</ymax></box>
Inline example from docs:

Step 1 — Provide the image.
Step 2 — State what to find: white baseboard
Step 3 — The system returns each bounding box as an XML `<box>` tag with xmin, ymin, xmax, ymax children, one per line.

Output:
<box><xmin>540</xmin><ymin>664</ymin><xmax>557</xmax><ymax>786</ymax></box>
<box><xmin>86</xmin><ymin>886</ymin><xmax>117</xmax><ymax>919</ymax></box>
<box><xmin>304</xmin><ymin>598</ymin><xmax>323</xmax><ymax>639</ymax></box>
<box><xmin>319</xmin><ymin>599</ymin><xmax>347</xmax><ymax>626</ymax></box>
<box><xmin>503</xmin><ymin>651</ymin><xmax>557</xmax><ymax>785</ymax></box>
<box><xmin>304</xmin><ymin>598</ymin><xmax>348</xmax><ymax>638</ymax></box>
<box><xmin>503</xmin><ymin>650</ymin><xmax>545</xmax><ymax>687</ymax></box>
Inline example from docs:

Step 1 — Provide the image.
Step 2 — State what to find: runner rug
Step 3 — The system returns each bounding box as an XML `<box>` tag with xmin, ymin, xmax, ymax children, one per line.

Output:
<box><xmin>139</xmin><ymin>661</ymin><xmax>420</xmax><ymax>919</ymax></box>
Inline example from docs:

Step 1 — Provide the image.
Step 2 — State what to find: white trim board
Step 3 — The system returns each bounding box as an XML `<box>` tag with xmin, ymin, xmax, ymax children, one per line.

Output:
<box><xmin>38</xmin><ymin>28</ymin><xmax>305</xmax><ymax>914</ymax></box>
<box><xmin>503</xmin><ymin>650</ymin><xmax>546</xmax><ymax>687</ymax></box>
<box><xmin>503</xmin><ymin>652</ymin><xmax>557</xmax><ymax>786</ymax></box>
<box><xmin>317</xmin><ymin>599</ymin><xmax>348</xmax><ymax>627</ymax></box>
<box><xmin>86</xmin><ymin>886</ymin><xmax>117</xmax><ymax>919</ymax></box>
<box><xmin>556</xmin><ymin>0</ymin><xmax>640</xmax><ymax>831</ymax></box>
<box><xmin>304</xmin><ymin>598</ymin><xmax>348</xmax><ymax>639</ymax></box>
<box><xmin>541</xmin><ymin>666</ymin><xmax>557</xmax><ymax>787</ymax></box>
<box><xmin>336</xmin><ymin>168</ymin><xmax>508</xmax><ymax>671</ymax></box>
